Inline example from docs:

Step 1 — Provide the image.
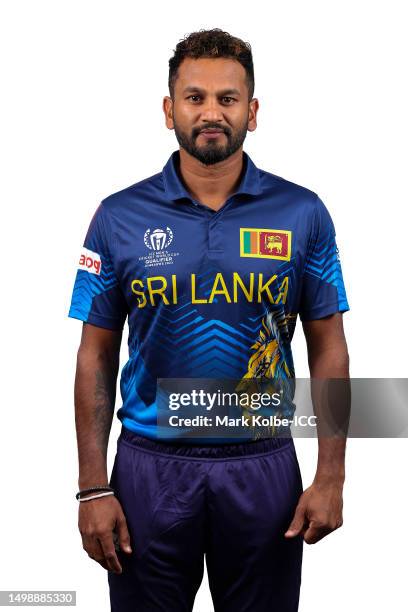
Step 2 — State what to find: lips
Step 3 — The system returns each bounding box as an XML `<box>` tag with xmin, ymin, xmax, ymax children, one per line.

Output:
<box><xmin>198</xmin><ymin>128</ymin><xmax>226</xmax><ymax>140</ymax></box>
<box><xmin>200</xmin><ymin>128</ymin><xmax>224</xmax><ymax>134</ymax></box>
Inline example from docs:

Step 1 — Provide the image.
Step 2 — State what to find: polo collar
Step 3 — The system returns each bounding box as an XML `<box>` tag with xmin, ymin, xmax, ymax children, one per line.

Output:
<box><xmin>162</xmin><ymin>149</ymin><xmax>262</xmax><ymax>203</ymax></box>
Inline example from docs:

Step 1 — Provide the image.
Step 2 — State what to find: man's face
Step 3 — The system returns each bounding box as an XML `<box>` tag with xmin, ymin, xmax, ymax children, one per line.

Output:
<box><xmin>164</xmin><ymin>57</ymin><xmax>258</xmax><ymax>165</ymax></box>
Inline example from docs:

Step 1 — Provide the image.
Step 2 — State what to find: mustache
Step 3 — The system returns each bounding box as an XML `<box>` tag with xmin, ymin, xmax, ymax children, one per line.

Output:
<box><xmin>192</xmin><ymin>124</ymin><xmax>231</xmax><ymax>138</ymax></box>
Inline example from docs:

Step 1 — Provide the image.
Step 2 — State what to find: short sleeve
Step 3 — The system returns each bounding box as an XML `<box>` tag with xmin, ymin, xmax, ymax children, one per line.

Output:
<box><xmin>299</xmin><ymin>196</ymin><xmax>350</xmax><ymax>321</ymax></box>
<box><xmin>68</xmin><ymin>203</ymin><xmax>128</xmax><ymax>330</ymax></box>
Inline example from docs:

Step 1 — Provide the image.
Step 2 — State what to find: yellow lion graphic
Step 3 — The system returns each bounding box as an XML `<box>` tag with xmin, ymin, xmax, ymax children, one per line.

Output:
<box><xmin>265</xmin><ymin>235</ymin><xmax>283</xmax><ymax>254</ymax></box>
<box><xmin>234</xmin><ymin>310</ymin><xmax>296</xmax><ymax>438</ymax></box>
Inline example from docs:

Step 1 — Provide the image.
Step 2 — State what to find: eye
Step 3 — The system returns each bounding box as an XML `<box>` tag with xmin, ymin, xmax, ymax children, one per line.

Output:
<box><xmin>187</xmin><ymin>95</ymin><xmax>202</xmax><ymax>102</ymax></box>
<box><xmin>221</xmin><ymin>96</ymin><xmax>236</xmax><ymax>104</ymax></box>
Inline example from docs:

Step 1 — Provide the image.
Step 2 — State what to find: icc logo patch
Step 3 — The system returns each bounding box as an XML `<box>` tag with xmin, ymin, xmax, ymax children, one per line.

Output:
<box><xmin>240</xmin><ymin>228</ymin><xmax>292</xmax><ymax>261</ymax></box>
<box><xmin>144</xmin><ymin>227</ymin><xmax>173</xmax><ymax>251</ymax></box>
<box><xmin>140</xmin><ymin>226</ymin><xmax>179</xmax><ymax>268</ymax></box>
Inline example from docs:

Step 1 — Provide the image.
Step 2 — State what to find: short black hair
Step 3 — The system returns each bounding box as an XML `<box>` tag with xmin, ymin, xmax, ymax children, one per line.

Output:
<box><xmin>168</xmin><ymin>28</ymin><xmax>254</xmax><ymax>100</ymax></box>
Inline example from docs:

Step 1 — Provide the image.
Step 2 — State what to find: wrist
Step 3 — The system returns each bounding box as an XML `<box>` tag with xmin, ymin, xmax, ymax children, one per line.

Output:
<box><xmin>76</xmin><ymin>484</ymin><xmax>115</xmax><ymax>501</ymax></box>
<box><xmin>313</xmin><ymin>471</ymin><xmax>345</xmax><ymax>488</ymax></box>
<box><xmin>78</xmin><ymin>474</ymin><xmax>109</xmax><ymax>489</ymax></box>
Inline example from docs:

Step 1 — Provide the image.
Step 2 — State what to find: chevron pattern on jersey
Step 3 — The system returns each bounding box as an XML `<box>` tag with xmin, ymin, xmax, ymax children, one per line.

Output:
<box><xmin>303</xmin><ymin>227</ymin><xmax>348</xmax><ymax>309</ymax></box>
<box><xmin>139</xmin><ymin>262</ymin><xmax>297</xmax><ymax>378</ymax></box>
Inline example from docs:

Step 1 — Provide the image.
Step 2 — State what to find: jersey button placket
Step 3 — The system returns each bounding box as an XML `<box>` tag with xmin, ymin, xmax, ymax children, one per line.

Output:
<box><xmin>207</xmin><ymin>198</ymin><xmax>235</xmax><ymax>256</ymax></box>
<box><xmin>208</xmin><ymin>216</ymin><xmax>224</xmax><ymax>255</ymax></box>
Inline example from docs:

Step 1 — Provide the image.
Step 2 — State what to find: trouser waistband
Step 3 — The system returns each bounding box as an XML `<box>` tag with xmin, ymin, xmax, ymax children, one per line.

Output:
<box><xmin>118</xmin><ymin>426</ymin><xmax>293</xmax><ymax>459</ymax></box>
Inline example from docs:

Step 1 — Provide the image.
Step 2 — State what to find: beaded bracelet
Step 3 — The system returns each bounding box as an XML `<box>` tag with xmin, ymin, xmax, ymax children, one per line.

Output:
<box><xmin>75</xmin><ymin>485</ymin><xmax>114</xmax><ymax>500</ymax></box>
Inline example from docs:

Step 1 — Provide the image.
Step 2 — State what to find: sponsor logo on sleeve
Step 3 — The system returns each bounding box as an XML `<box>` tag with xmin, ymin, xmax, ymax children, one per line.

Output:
<box><xmin>78</xmin><ymin>247</ymin><xmax>101</xmax><ymax>275</ymax></box>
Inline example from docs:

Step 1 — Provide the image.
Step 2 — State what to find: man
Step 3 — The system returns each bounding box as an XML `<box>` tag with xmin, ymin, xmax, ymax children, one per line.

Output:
<box><xmin>69</xmin><ymin>28</ymin><xmax>350</xmax><ymax>612</ymax></box>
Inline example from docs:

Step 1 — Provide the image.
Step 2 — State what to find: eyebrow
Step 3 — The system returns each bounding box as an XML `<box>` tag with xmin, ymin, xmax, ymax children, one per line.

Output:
<box><xmin>182</xmin><ymin>86</ymin><xmax>241</xmax><ymax>96</ymax></box>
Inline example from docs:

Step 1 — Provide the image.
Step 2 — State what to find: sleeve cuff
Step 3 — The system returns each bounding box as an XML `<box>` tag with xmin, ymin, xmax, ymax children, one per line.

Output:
<box><xmin>68</xmin><ymin>310</ymin><xmax>125</xmax><ymax>331</ymax></box>
<box><xmin>299</xmin><ymin>301</ymin><xmax>350</xmax><ymax>322</ymax></box>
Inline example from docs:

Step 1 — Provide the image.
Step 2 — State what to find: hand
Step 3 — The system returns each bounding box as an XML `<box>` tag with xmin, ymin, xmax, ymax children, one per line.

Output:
<box><xmin>78</xmin><ymin>495</ymin><xmax>132</xmax><ymax>573</ymax></box>
<box><xmin>284</xmin><ymin>480</ymin><xmax>344</xmax><ymax>544</ymax></box>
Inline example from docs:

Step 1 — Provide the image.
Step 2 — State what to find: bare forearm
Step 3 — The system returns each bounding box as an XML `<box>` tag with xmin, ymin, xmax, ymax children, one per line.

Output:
<box><xmin>287</xmin><ymin>317</ymin><xmax>350</xmax><ymax>544</ymax></box>
<box><xmin>74</xmin><ymin>349</ymin><xmax>119</xmax><ymax>488</ymax></box>
<box><xmin>314</xmin><ymin>437</ymin><xmax>346</xmax><ymax>486</ymax></box>
<box><xmin>309</xmin><ymin>347</ymin><xmax>350</xmax><ymax>485</ymax></box>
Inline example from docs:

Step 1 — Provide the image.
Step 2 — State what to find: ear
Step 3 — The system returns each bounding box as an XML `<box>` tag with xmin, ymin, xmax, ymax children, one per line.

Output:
<box><xmin>247</xmin><ymin>98</ymin><xmax>259</xmax><ymax>133</ymax></box>
<box><xmin>163</xmin><ymin>96</ymin><xmax>174</xmax><ymax>130</ymax></box>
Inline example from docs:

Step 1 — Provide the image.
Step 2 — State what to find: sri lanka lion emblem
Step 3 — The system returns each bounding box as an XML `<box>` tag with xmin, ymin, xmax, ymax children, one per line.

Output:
<box><xmin>234</xmin><ymin>308</ymin><xmax>296</xmax><ymax>438</ymax></box>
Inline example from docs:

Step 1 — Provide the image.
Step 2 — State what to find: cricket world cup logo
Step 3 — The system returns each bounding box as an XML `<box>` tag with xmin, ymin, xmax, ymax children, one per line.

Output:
<box><xmin>144</xmin><ymin>227</ymin><xmax>173</xmax><ymax>251</ymax></box>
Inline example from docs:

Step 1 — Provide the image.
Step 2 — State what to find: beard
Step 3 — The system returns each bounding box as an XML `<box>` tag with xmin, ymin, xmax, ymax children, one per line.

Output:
<box><xmin>173</xmin><ymin>118</ymin><xmax>248</xmax><ymax>165</ymax></box>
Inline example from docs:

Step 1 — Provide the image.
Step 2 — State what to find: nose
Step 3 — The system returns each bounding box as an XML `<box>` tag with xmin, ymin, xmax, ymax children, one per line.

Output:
<box><xmin>200</xmin><ymin>96</ymin><xmax>224</xmax><ymax>123</ymax></box>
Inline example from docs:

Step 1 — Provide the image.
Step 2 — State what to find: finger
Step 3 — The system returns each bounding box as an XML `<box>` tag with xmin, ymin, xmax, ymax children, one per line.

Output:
<box><xmin>91</xmin><ymin>550</ymin><xmax>110</xmax><ymax>571</ymax></box>
<box><xmin>304</xmin><ymin>521</ymin><xmax>331</xmax><ymax>545</ymax></box>
<box><xmin>83</xmin><ymin>536</ymin><xmax>110</xmax><ymax>570</ymax></box>
<box><xmin>116</xmin><ymin>515</ymin><xmax>132</xmax><ymax>554</ymax></box>
<box><xmin>82</xmin><ymin>534</ymin><xmax>102</xmax><ymax>559</ymax></box>
<box><xmin>95</xmin><ymin>558</ymin><xmax>110</xmax><ymax>571</ymax></box>
<box><xmin>285</xmin><ymin>504</ymin><xmax>307</xmax><ymax>537</ymax></box>
<box><xmin>98</xmin><ymin>534</ymin><xmax>123</xmax><ymax>574</ymax></box>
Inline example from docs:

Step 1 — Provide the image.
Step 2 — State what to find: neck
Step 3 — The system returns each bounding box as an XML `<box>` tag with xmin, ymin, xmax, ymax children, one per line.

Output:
<box><xmin>178</xmin><ymin>147</ymin><xmax>244</xmax><ymax>210</ymax></box>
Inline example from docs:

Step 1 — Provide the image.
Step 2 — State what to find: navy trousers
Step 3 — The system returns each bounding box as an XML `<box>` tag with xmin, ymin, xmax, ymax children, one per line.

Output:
<box><xmin>108</xmin><ymin>427</ymin><xmax>304</xmax><ymax>612</ymax></box>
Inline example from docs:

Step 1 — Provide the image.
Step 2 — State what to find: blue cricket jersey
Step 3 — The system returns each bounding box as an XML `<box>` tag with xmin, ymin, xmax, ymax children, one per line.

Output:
<box><xmin>68</xmin><ymin>150</ymin><xmax>350</xmax><ymax>440</ymax></box>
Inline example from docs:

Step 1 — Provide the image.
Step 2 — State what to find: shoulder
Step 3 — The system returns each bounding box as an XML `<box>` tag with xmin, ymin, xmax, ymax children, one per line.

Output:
<box><xmin>99</xmin><ymin>170</ymin><xmax>163</xmax><ymax>214</ymax></box>
<box><xmin>258</xmin><ymin>166</ymin><xmax>319</xmax><ymax>210</ymax></box>
<box><xmin>255</xmin><ymin>163</ymin><xmax>334</xmax><ymax>238</ymax></box>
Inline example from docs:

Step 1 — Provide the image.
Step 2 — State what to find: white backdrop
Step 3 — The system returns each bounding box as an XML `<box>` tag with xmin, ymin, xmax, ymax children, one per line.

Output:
<box><xmin>1</xmin><ymin>1</ymin><xmax>407</xmax><ymax>610</ymax></box>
